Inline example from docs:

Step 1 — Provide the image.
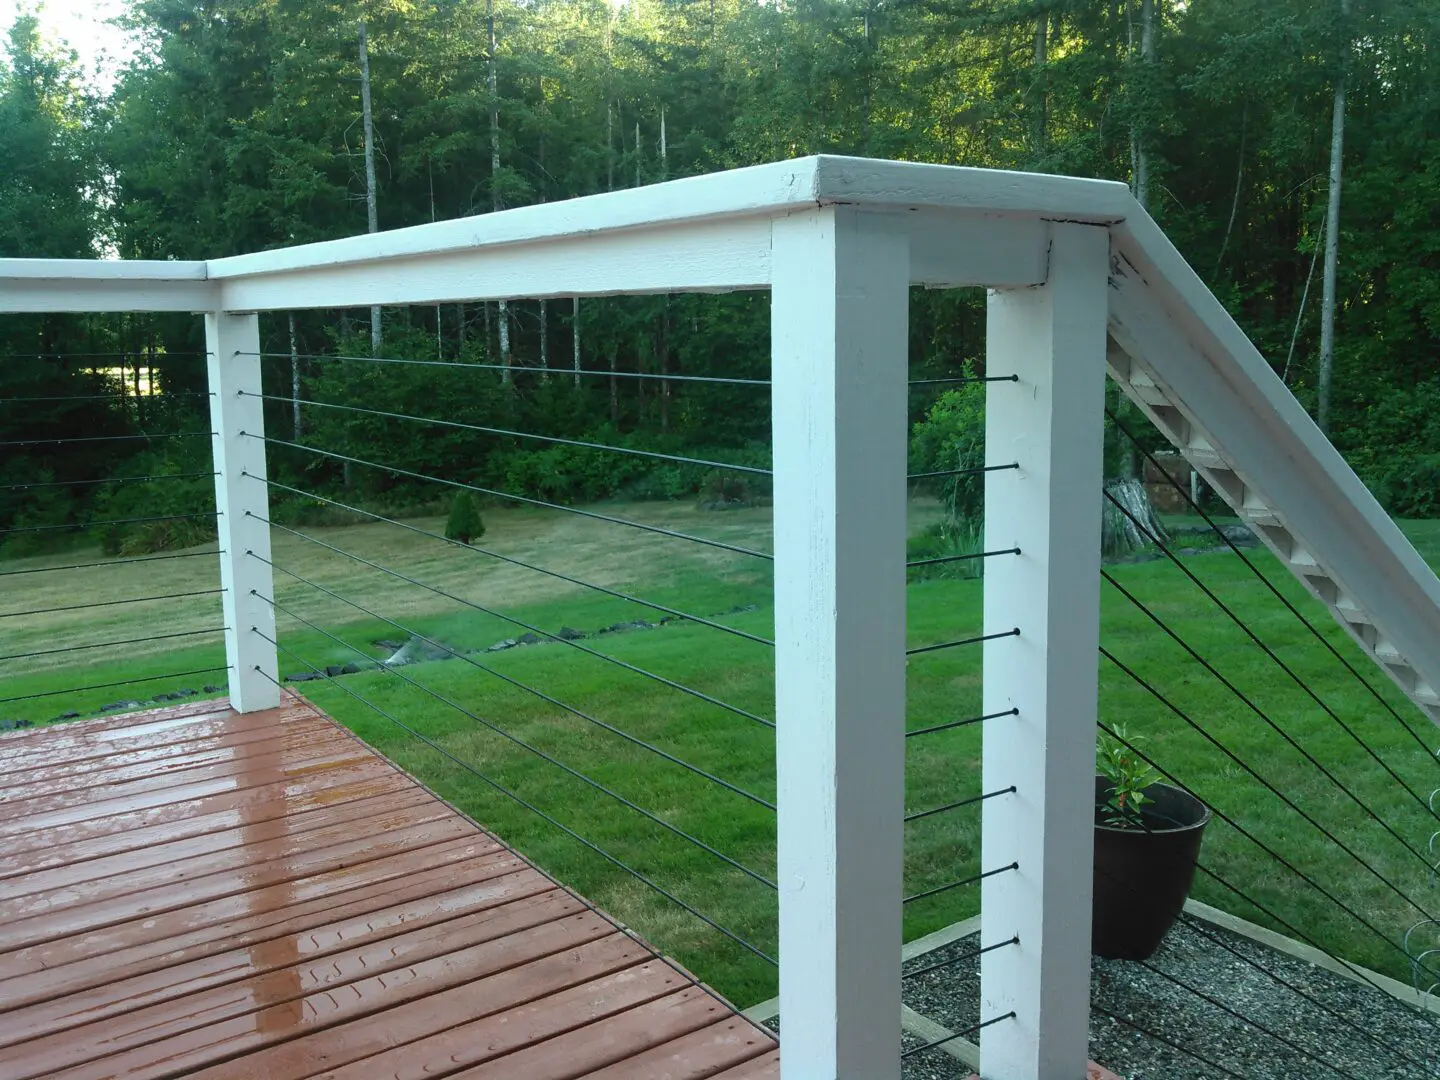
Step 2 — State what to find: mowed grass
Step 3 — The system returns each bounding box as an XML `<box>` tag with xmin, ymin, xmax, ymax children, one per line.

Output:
<box><xmin>3</xmin><ymin>500</ymin><xmax>1439</xmax><ymax>1009</ymax></box>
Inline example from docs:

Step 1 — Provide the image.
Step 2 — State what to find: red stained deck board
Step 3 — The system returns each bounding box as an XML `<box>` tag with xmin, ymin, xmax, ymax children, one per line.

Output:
<box><xmin>0</xmin><ymin>696</ymin><xmax>778</xmax><ymax>1079</ymax></box>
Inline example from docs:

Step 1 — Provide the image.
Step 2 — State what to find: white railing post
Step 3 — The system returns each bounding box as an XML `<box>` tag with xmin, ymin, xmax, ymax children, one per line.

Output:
<box><xmin>771</xmin><ymin>206</ymin><xmax>910</xmax><ymax>1079</ymax></box>
<box><xmin>980</xmin><ymin>222</ymin><xmax>1110</xmax><ymax>1078</ymax></box>
<box><xmin>205</xmin><ymin>312</ymin><xmax>281</xmax><ymax>713</ymax></box>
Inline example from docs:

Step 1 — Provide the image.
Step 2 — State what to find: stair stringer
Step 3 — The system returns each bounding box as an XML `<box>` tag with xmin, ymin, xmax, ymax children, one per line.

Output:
<box><xmin>1105</xmin><ymin>210</ymin><xmax>1440</xmax><ymax>731</ymax></box>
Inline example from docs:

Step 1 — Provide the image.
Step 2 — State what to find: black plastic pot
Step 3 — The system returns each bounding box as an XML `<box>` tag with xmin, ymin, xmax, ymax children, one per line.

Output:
<box><xmin>1092</xmin><ymin>778</ymin><xmax>1211</xmax><ymax>961</ymax></box>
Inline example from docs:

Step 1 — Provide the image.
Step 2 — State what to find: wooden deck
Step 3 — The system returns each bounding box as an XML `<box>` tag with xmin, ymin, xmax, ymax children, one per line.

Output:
<box><xmin>0</xmin><ymin>696</ymin><xmax>779</xmax><ymax>1080</ymax></box>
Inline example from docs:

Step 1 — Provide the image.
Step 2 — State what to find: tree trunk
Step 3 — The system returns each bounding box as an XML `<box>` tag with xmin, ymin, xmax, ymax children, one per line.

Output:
<box><xmin>573</xmin><ymin>296</ymin><xmax>581</xmax><ymax>388</ymax></box>
<box><xmin>609</xmin><ymin>345</ymin><xmax>618</xmax><ymax>424</ymax></box>
<box><xmin>606</xmin><ymin>102</ymin><xmax>614</xmax><ymax>191</ymax></box>
<box><xmin>289</xmin><ymin>312</ymin><xmax>302</xmax><ymax>440</ymax></box>
<box><xmin>659</xmin><ymin>298</ymin><xmax>670</xmax><ymax>435</ymax></box>
<box><xmin>1133</xmin><ymin>0</ymin><xmax>1155</xmax><ymax>210</ymax></box>
<box><xmin>489</xmin><ymin>0</ymin><xmax>510</xmax><ymax>381</ymax></box>
<box><xmin>1318</xmin><ymin>0</ymin><xmax>1350</xmax><ymax>436</ymax></box>
<box><xmin>358</xmin><ymin>22</ymin><xmax>381</xmax><ymax>352</ymax></box>
<box><xmin>1032</xmin><ymin>6</ymin><xmax>1048</xmax><ymax>157</ymax></box>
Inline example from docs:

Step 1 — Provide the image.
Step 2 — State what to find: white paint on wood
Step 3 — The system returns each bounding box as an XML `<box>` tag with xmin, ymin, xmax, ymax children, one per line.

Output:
<box><xmin>1110</xmin><ymin>207</ymin><xmax>1440</xmax><ymax>728</ymax></box>
<box><xmin>980</xmin><ymin>222</ymin><xmax>1111</xmax><ymax>1080</ymax></box>
<box><xmin>0</xmin><ymin>277</ymin><xmax>217</xmax><ymax>314</ymax></box>
<box><xmin>218</xmin><ymin>218</ymin><xmax>775</xmax><ymax>310</ymax></box>
<box><xmin>772</xmin><ymin>205</ymin><xmax>909</xmax><ymax>1079</ymax></box>
<box><xmin>204</xmin><ymin>313</ymin><xmax>280</xmax><ymax>713</ymax></box>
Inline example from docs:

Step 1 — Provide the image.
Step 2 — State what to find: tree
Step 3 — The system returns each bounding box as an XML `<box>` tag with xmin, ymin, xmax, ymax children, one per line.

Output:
<box><xmin>445</xmin><ymin>491</ymin><xmax>486</xmax><ymax>544</ymax></box>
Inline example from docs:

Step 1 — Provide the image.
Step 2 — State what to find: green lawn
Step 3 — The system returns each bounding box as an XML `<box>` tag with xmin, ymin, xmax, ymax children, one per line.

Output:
<box><xmin>3</xmin><ymin>500</ymin><xmax>1438</xmax><ymax>1010</ymax></box>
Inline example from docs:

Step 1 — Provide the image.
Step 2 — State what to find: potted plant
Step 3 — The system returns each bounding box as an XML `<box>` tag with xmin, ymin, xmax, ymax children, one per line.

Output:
<box><xmin>1092</xmin><ymin>726</ymin><xmax>1211</xmax><ymax>960</ymax></box>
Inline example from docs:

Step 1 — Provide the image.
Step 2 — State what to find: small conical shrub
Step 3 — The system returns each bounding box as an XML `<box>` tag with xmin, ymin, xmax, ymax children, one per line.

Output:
<box><xmin>445</xmin><ymin>492</ymin><xmax>485</xmax><ymax>545</ymax></box>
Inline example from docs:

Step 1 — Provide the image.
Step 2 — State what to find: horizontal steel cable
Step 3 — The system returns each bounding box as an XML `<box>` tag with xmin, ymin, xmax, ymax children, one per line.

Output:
<box><xmin>907</xmin><ymin>627</ymin><xmax>1018</xmax><ymax>657</ymax></box>
<box><xmin>902</xmin><ymin>935</ymin><xmax>1019</xmax><ymax>982</ymax></box>
<box><xmin>904</xmin><ymin>862</ymin><xmax>1018</xmax><ymax>906</ymax></box>
<box><xmin>251</xmin><ymin>350</ymin><xmax>771</xmax><ymax>387</ymax></box>
<box><xmin>907</xmin><ymin>708</ymin><xmax>1017</xmax><ymax>739</ymax></box>
<box><xmin>254</xmin><ymin>513</ymin><xmax>773</xmax><ymax>729</ymax></box>
<box><xmin>900</xmin><ymin>1011</ymin><xmax>1016</xmax><ymax>1059</ymax></box>
<box><xmin>0</xmin><ymin>550</ymin><xmax>219</xmax><ymax>578</ymax></box>
<box><xmin>254</xmin><ymin>350</ymin><xmax>1014</xmax><ymax>390</ymax></box>
<box><xmin>905</xmin><ymin>786</ymin><xmax>1014</xmax><ymax>823</ymax></box>
<box><xmin>245</xmin><ymin>475</ymin><xmax>772</xmax><ymax>645</ymax></box>
<box><xmin>0</xmin><ymin>391</ymin><xmax>212</xmax><ymax>403</ymax></box>
<box><xmin>0</xmin><ymin>352</ymin><xmax>209</xmax><ymax>361</ymax></box>
<box><xmin>1109</xmin><ymin>408</ymin><xmax>1440</xmax><ymax>770</ymax></box>
<box><xmin>0</xmin><ymin>431</ymin><xmax>213</xmax><ymax>447</ymax></box>
<box><xmin>1107</xmin><ymin>490</ymin><xmax>1437</xmax><ymax>818</ymax></box>
<box><xmin>0</xmin><ymin>668</ymin><xmax>228</xmax><ymax>706</ymax></box>
<box><xmin>908</xmin><ymin>374</ymin><xmax>1020</xmax><ymax>387</ymax></box>
<box><xmin>251</xmin><ymin>440</ymin><xmax>772</xmax><ymax>561</ymax></box>
<box><xmin>243</xmin><ymin>392</ymin><xmax>771</xmax><ymax>476</ymax></box>
<box><xmin>907</xmin><ymin>462</ymin><xmax>1017</xmax><ymax>482</ymax></box>
<box><xmin>1104</xmin><ymin>571</ymin><xmax>1440</xmax><ymax>885</ymax></box>
<box><xmin>0</xmin><ymin>626</ymin><xmax>227</xmax><ymax>663</ymax></box>
<box><xmin>0</xmin><ymin>512</ymin><xmax>218</xmax><ymax>538</ymax></box>
<box><xmin>255</xmin><ymin>593</ymin><xmax>775</xmax><ymax>890</ymax></box>
<box><xmin>4</xmin><ymin>471</ymin><xmax>217</xmax><ymax>492</ymax></box>
<box><xmin>1091</xmin><ymin>1004</ymin><xmax>1246</xmax><ymax>1079</ymax></box>
<box><xmin>1095</xmin><ymin>706</ymin><xmax>1440</xmax><ymax>984</ymax></box>
<box><xmin>1</xmin><ymin>589</ymin><xmax>224</xmax><ymax>619</ymax></box>
<box><xmin>906</xmin><ymin>546</ymin><xmax>1019</xmax><ymax>570</ymax></box>
<box><xmin>250</xmin><ymin>650</ymin><xmax>777</xmax><ymax>967</ymax></box>
<box><xmin>246</xmin><ymin>563</ymin><xmax>775</xmax><ymax>811</ymax></box>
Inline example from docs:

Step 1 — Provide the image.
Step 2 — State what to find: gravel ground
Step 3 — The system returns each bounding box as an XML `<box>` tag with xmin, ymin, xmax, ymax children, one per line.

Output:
<box><xmin>898</xmin><ymin>916</ymin><xmax>1440</xmax><ymax>1079</ymax></box>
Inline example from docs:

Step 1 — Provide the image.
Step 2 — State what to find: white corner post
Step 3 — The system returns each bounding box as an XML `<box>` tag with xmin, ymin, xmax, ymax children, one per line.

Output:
<box><xmin>205</xmin><ymin>312</ymin><xmax>281</xmax><ymax>713</ymax></box>
<box><xmin>771</xmin><ymin>206</ymin><xmax>910</xmax><ymax>1079</ymax></box>
<box><xmin>980</xmin><ymin>222</ymin><xmax>1111</xmax><ymax>1078</ymax></box>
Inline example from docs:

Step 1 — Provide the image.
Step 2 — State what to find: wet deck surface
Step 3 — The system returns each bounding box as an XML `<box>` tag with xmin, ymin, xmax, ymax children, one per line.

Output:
<box><xmin>0</xmin><ymin>697</ymin><xmax>779</xmax><ymax>1080</ymax></box>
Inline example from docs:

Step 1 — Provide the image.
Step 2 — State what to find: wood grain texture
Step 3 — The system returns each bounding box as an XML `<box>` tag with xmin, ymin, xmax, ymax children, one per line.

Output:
<box><xmin>0</xmin><ymin>698</ymin><xmax>778</xmax><ymax>1080</ymax></box>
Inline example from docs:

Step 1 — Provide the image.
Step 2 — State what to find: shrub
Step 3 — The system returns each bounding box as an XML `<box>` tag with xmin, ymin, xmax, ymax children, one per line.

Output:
<box><xmin>909</xmin><ymin>380</ymin><xmax>985</xmax><ymax>524</ymax></box>
<box><xmin>92</xmin><ymin>458</ymin><xmax>217</xmax><ymax>556</ymax></box>
<box><xmin>906</xmin><ymin>519</ymin><xmax>985</xmax><ymax>582</ymax></box>
<box><xmin>445</xmin><ymin>492</ymin><xmax>485</xmax><ymax>544</ymax></box>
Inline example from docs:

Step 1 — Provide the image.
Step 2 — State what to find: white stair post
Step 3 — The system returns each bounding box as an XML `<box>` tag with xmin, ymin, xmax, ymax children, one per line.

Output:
<box><xmin>980</xmin><ymin>222</ymin><xmax>1110</xmax><ymax>1078</ymax></box>
<box><xmin>771</xmin><ymin>206</ymin><xmax>910</xmax><ymax>1079</ymax></box>
<box><xmin>205</xmin><ymin>312</ymin><xmax>281</xmax><ymax>713</ymax></box>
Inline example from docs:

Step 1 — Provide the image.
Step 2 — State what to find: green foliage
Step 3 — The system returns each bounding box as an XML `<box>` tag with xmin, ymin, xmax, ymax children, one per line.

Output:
<box><xmin>1097</xmin><ymin>724</ymin><xmax>1162</xmax><ymax>829</ymax></box>
<box><xmin>909</xmin><ymin>380</ymin><xmax>985</xmax><ymax>526</ymax></box>
<box><xmin>906</xmin><ymin>520</ymin><xmax>984</xmax><ymax>583</ymax></box>
<box><xmin>444</xmin><ymin>492</ymin><xmax>485</xmax><ymax>544</ymax></box>
<box><xmin>92</xmin><ymin>454</ymin><xmax>217</xmax><ymax>556</ymax></box>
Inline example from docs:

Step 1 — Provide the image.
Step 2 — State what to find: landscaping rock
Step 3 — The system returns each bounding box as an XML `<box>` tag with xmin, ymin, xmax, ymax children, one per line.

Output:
<box><xmin>518</xmin><ymin>632</ymin><xmax>541</xmax><ymax>646</ymax></box>
<box><xmin>341</xmin><ymin>662</ymin><xmax>361</xmax><ymax>675</ymax></box>
<box><xmin>203</xmin><ymin>685</ymin><xmax>222</xmax><ymax>694</ymax></box>
<box><xmin>374</xmin><ymin>639</ymin><xmax>407</xmax><ymax>652</ymax></box>
<box><xmin>0</xmin><ymin>718</ymin><xmax>32</xmax><ymax>731</ymax></box>
<box><xmin>324</xmin><ymin>665</ymin><xmax>345</xmax><ymax>677</ymax></box>
<box><xmin>488</xmin><ymin>638</ymin><xmax>518</xmax><ymax>652</ymax></box>
<box><xmin>286</xmin><ymin>672</ymin><xmax>323</xmax><ymax>683</ymax></box>
<box><xmin>1220</xmin><ymin>523</ymin><xmax>1259</xmax><ymax>546</ymax></box>
<box><xmin>153</xmin><ymin>692</ymin><xmax>179</xmax><ymax>702</ymax></box>
<box><xmin>557</xmin><ymin>627</ymin><xmax>585</xmax><ymax>640</ymax></box>
<box><xmin>51</xmin><ymin>711</ymin><xmax>81</xmax><ymax>722</ymax></box>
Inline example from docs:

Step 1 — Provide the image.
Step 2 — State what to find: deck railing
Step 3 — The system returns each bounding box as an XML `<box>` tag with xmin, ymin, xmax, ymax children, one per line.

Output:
<box><xmin>5</xmin><ymin>155</ymin><xmax>1440</xmax><ymax>1079</ymax></box>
